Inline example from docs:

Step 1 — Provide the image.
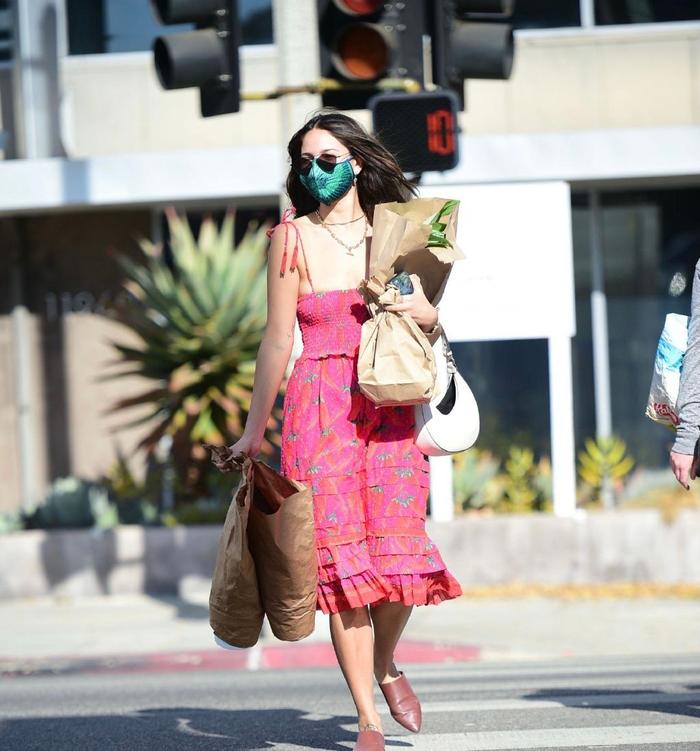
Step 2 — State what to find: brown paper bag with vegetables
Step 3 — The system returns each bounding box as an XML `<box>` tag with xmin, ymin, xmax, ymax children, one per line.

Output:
<box><xmin>357</xmin><ymin>198</ymin><xmax>462</xmax><ymax>406</ymax></box>
<box><xmin>368</xmin><ymin>197</ymin><xmax>463</xmax><ymax>306</ymax></box>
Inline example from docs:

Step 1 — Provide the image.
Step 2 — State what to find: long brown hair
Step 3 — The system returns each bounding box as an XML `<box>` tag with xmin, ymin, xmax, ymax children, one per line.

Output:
<box><xmin>286</xmin><ymin>110</ymin><xmax>417</xmax><ymax>222</ymax></box>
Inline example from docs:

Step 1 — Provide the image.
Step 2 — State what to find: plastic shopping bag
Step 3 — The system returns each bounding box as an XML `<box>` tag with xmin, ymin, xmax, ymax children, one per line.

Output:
<box><xmin>645</xmin><ymin>313</ymin><xmax>689</xmax><ymax>428</ymax></box>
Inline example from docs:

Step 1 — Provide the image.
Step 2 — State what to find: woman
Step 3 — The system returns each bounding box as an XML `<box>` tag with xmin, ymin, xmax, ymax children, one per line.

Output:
<box><xmin>670</xmin><ymin>259</ymin><xmax>700</xmax><ymax>489</ymax></box>
<box><xmin>226</xmin><ymin>111</ymin><xmax>462</xmax><ymax>751</ymax></box>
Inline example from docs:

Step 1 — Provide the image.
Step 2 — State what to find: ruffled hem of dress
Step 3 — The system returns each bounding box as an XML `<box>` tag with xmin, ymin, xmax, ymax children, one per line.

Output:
<box><xmin>317</xmin><ymin>569</ymin><xmax>394</xmax><ymax>614</ymax></box>
<box><xmin>381</xmin><ymin>571</ymin><xmax>463</xmax><ymax>606</ymax></box>
<box><xmin>316</xmin><ymin>569</ymin><xmax>463</xmax><ymax>614</ymax></box>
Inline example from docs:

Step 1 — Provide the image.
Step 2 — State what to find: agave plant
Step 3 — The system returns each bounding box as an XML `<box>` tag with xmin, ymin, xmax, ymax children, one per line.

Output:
<box><xmin>452</xmin><ymin>448</ymin><xmax>502</xmax><ymax>513</ymax></box>
<box><xmin>577</xmin><ymin>434</ymin><xmax>635</xmax><ymax>504</ymax></box>
<box><xmin>109</xmin><ymin>208</ymin><xmax>278</xmax><ymax>500</ymax></box>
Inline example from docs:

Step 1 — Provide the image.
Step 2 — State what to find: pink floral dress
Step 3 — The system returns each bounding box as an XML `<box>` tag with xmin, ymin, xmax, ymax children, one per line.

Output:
<box><xmin>273</xmin><ymin>216</ymin><xmax>462</xmax><ymax>615</ymax></box>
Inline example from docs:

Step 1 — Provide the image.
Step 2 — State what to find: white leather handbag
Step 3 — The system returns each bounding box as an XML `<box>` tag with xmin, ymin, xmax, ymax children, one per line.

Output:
<box><xmin>414</xmin><ymin>328</ymin><xmax>480</xmax><ymax>456</ymax></box>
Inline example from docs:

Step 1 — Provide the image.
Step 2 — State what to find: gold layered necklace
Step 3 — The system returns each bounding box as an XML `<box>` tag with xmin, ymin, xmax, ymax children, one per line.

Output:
<box><xmin>315</xmin><ymin>209</ymin><xmax>368</xmax><ymax>256</ymax></box>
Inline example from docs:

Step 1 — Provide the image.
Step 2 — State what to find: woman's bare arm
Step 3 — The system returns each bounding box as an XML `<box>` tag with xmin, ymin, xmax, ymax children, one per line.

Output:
<box><xmin>227</xmin><ymin>225</ymin><xmax>300</xmax><ymax>457</ymax></box>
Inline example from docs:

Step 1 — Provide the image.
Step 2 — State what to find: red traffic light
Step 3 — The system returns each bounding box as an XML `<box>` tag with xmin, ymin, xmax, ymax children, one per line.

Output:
<box><xmin>317</xmin><ymin>0</ymin><xmax>424</xmax><ymax>110</ymax></box>
<box><xmin>370</xmin><ymin>91</ymin><xmax>460</xmax><ymax>173</ymax></box>
<box><xmin>335</xmin><ymin>0</ymin><xmax>384</xmax><ymax>14</ymax></box>
<box><xmin>333</xmin><ymin>23</ymin><xmax>390</xmax><ymax>80</ymax></box>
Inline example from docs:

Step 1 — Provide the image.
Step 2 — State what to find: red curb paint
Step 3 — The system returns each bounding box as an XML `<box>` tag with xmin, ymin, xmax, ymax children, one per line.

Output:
<box><xmin>396</xmin><ymin>639</ymin><xmax>481</xmax><ymax>663</ymax></box>
<box><xmin>261</xmin><ymin>640</ymin><xmax>480</xmax><ymax>669</ymax></box>
<box><xmin>0</xmin><ymin>639</ymin><xmax>480</xmax><ymax>679</ymax></box>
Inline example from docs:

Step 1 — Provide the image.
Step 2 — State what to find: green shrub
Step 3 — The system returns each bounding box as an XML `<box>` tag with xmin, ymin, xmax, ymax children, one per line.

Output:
<box><xmin>453</xmin><ymin>446</ymin><xmax>553</xmax><ymax>514</ymax></box>
<box><xmin>23</xmin><ymin>477</ymin><xmax>117</xmax><ymax>530</ymax></box>
<box><xmin>0</xmin><ymin>511</ymin><xmax>23</xmax><ymax>534</ymax></box>
<box><xmin>160</xmin><ymin>497</ymin><xmax>230</xmax><ymax>526</ymax></box>
<box><xmin>452</xmin><ymin>448</ymin><xmax>503</xmax><ymax>512</ymax></box>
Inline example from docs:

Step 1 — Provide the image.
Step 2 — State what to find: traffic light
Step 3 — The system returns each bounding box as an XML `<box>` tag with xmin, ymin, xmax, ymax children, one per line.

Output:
<box><xmin>151</xmin><ymin>0</ymin><xmax>241</xmax><ymax>117</ymax></box>
<box><xmin>317</xmin><ymin>0</ymin><xmax>426</xmax><ymax>110</ymax></box>
<box><xmin>431</xmin><ymin>0</ymin><xmax>514</xmax><ymax>108</ymax></box>
<box><xmin>371</xmin><ymin>91</ymin><xmax>460</xmax><ymax>174</ymax></box>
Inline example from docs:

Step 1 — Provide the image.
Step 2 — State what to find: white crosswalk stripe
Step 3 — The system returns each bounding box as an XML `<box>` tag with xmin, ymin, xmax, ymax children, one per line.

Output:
<box><xmin>332</xmin><ymin>657</ymin><xmax>700</xmax><ymax>751</ymax></box>
<box><xmin>349</xmin><ymin>723</ymin><xmax>700</xmax><ymax>750</ymax></box>
<box><xmin>375</xmin><ymin>689</ymin><xmax>700</xmax><ymax>714</ymax></box>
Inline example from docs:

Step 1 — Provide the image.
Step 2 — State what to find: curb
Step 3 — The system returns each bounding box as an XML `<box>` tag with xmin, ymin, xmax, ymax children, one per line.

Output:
<box><xmin>0</xmin><ymin>639</ymin><xmax>480</xmax><ymax>679</ymax></box>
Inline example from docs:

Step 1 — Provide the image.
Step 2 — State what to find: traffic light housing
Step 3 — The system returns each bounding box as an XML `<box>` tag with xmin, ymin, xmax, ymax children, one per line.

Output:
<box><xmin>317</xmin><ymin>0</ymin><xmax>426</xmax><ymax>110</ymax></box>
<box><xmin>431</xmin><ymin>0</ymin><xmax>514</xmax><ymax>109</ymax></box>
<box><xmin>151</xmin><ymin>0</ymin><xmax>241</xmax><ymax>117</ymax></box>
<box><xmin>371</xmin><ymin>91</ymin><xmax>460</xmax><ymax>174</ymax></box>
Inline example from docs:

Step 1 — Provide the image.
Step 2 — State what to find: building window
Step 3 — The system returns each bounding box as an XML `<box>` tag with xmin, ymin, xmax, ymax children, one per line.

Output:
<box><xmin>67</xmin><ymin>0</ymin><xmax>273</xmax><ymax>56</ymax></box>
<box><xmin>571</xmin><ymin>187</ymin><xmax>700</xmax><ymax>469</ymax></box>
<box><xmin>594</xmin><ymin>0</ymin><xmax>700</xmax><ymax>25</ymax></box>
<box><xmin>511</xmin><ymin>0</ymin><xmax>581</xmax><ymax>29</ymax></box>
<box><xmin>0</xmin><ymin>1</ymin><xmax>11</xmax><ymax>62</ymax></box>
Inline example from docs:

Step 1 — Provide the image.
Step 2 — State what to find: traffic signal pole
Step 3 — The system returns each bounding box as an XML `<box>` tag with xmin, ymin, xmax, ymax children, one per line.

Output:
<box><xmin>270</xmin><ymin>0</ymin><xmax>322</xmax><ymax>385</ymax></box>
<box><xmin>271</xmin><ymin>0</ymin><xmax>321</xmax><ymax>163</ymax></box>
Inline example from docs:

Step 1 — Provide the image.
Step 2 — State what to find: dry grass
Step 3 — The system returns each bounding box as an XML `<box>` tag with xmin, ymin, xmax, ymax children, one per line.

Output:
<box><xmin>460</xmin><ymin>581</ymin><xmax>700</xmax><ymax>600</ymax></box>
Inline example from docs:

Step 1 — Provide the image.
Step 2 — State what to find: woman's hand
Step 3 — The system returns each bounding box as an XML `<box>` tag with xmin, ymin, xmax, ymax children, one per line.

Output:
<box><xmin>383</xmin><ymin>274</ymin><xmax>438</xmax><ymax>331</ymax></box>
<box><xmin>670</xmin><ymin>450</ymin><xmax>698</xmax><ymax>490</ymax></box>
<box><xmin>207</xmin><ymin>431</ymin><xmax>263</xmax><ymax>472</ymax></box>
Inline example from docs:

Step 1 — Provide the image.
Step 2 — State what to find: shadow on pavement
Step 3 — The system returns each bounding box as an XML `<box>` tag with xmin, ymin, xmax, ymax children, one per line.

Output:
<box><xmin>0</xmin><ymin>707</ymin><xmax>414</xmax><ymax>751</ymax></box>
<box><xmin>148</xmin><ymin>593</ymin><xmax>211</xmax><ymax>621</ymax></box>
<box><xmin>524</xmin><ymin>686</ymin><xmax>700</xmax><ymax>721</ymax></box>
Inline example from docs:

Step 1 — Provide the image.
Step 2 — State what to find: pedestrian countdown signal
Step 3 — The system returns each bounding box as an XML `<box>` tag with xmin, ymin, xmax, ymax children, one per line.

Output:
<box><xmin>370</xmin><ymin>91</ymin><xmax>460</xmax><ymax>174</ymax></box>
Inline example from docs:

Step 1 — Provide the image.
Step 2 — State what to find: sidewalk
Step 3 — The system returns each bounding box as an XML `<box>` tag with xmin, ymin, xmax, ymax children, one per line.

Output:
<box><xmin>2</xmin><ymin>586</ymin><xmax>699</xmax><ymax>677</ymax></box>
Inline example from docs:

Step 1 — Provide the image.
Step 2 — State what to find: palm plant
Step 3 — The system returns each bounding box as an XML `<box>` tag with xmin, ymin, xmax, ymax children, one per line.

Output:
<box><xmin>109</xmin><ymin>208</ymin><xmax>278</xmax><ymax>500</ymax></box>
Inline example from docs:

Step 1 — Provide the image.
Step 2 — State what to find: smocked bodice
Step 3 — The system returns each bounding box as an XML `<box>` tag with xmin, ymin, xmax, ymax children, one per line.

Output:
<box><xmin>297</xmin><ymin>288</ymin><xmax>370</xmax><ymax>359</ymax></box>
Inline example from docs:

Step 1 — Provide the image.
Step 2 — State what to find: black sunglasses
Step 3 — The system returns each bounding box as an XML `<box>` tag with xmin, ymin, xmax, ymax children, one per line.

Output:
<box><xmin>295</xmin><ymin>151</ymin><xmax>352</xmax><ymax>176</ymax></box>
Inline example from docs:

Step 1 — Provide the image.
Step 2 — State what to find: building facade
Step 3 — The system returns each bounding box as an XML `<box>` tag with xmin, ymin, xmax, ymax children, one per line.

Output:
<box><xmin>1</xmin><ymin>0</ymin><xmax>700</xmax><ymax>511</ymax></box>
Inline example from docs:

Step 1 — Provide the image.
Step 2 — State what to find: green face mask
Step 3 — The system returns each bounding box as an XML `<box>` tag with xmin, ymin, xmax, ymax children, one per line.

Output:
<box><xmin>299</xmin><ymin>158</ymin><xmax>355</xmax><ymax>205</ymax></box>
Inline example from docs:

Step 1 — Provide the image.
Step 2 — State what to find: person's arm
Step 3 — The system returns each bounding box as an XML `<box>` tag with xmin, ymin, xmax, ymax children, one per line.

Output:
<box><xmin>670</xmin><ymin>260</ymin><xmax>700</xmax><ymax>486</ymax></box>
<box><xmin>225</xmin><ymin>225</ymin><xmax>300</xmax><ymax>458</ymax></box>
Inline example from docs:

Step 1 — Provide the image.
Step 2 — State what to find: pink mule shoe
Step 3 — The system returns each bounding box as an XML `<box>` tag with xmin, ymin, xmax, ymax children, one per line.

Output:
<box><xmin>354</xmin><ymin>724</ymin><xmax>385</xmax><ymax>751</ymax></box>
<box><xmin>379</xmin><ymin>671</ymin><xmax>422</xmax><ymax>733</ymax></box>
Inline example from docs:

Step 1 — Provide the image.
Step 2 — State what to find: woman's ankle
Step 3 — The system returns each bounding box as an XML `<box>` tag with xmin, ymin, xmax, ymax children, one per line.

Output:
<box><xmin>373</xmin><ymin>659</ymin><xmax>400</xmax><ymax>684</ymax></box>
<box><xmin>358</xmin><ymin>713</ymin><xmax>383</xmax><ymax>733</ymax></box>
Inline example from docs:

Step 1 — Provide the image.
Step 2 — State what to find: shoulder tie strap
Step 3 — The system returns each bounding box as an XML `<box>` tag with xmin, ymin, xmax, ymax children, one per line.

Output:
<box><xmin>265</xmin><ymin>207</ymin><xmax>313</xmax><ymax>291</ymax></box>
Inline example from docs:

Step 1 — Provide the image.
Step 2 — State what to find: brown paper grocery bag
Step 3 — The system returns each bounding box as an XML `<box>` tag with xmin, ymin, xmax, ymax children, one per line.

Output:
<box><xmin>208</xmin><ymin>458</ymin><xmax>264</xmax><ymax>649</ymax></box>
<box><xmin>246</xmin><ymin>460</ymin><xmax>317</xmax><ymax>642</ymax></box>
<box><xmin>357</xmin><ymin>281</ymin><xmax>437</xmax><ymax>406</ymax></box>
<box><xmin>208</xmin><ymin>453</ymin><xmax>317</xmax><ymax>648</ymax></box>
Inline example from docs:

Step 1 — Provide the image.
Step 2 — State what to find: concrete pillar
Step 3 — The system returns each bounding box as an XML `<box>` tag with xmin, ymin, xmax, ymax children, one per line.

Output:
<box><xmin>549</xmin><ymin>334</ymin><xmax>578</xmax><ymax>517</ymax></box>
<box><xmin>11</xmin><ymin>0</ymin><xmax>67</xmax><ymax>159</ymax></box>
<box><xmin>9</xmin><ymin>0</ymin><xmax>67</xmax><ymax>509</ymax></box>
<box><xmin>271</xmin><ymin>0</ymin><xmax>321</xmax><ymax>149</ymax></box>
<box><xmin>589</xmin><ymin>189</ymin><xmax>615</xmax><ymax>509</ymax></box>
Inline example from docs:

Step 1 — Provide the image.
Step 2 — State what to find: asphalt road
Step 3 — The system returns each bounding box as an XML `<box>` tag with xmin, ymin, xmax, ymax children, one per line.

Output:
<box><xmin>1</xmin><ymin>653</ymin><xmax>700</xmax><ymax>750</ymax></box>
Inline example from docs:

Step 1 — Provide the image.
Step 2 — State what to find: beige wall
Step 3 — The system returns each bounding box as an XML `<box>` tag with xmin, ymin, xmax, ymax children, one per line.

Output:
<box><xmin>57</xmin><ymin>24</ymin><xmax>700</xmax><ymax>158</ymax></box>
<box><xmin>61</xmin><ymin>47</ymin><xmax>282</xmax><ymax>157</ymax></box>
<box><xmin>464</xmin><ymin>24</ymin><xmax>700</xmax><ymax>135</ymax></box>
<box><xmin>1</xmin><ymin>211</ymin><xmax>154</xmax><ymax>511</ymax></box>
<box><xmin>64</xmin><ymin>315</ymin><xmax>151</xmax><ymax>483</ymax></box>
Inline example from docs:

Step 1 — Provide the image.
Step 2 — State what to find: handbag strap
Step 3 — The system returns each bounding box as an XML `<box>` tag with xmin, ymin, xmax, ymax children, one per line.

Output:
<box><xmin>439</xmin><ymin>328</ymin><xmax>457</xmax><ymax>374</ymax></box>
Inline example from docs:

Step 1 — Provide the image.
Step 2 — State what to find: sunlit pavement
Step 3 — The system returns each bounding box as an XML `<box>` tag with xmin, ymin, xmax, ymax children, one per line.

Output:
<box><xmin>1</xmin><ymin>654</ymin><xmax>700</xmax><ymax>750</ymax></box>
